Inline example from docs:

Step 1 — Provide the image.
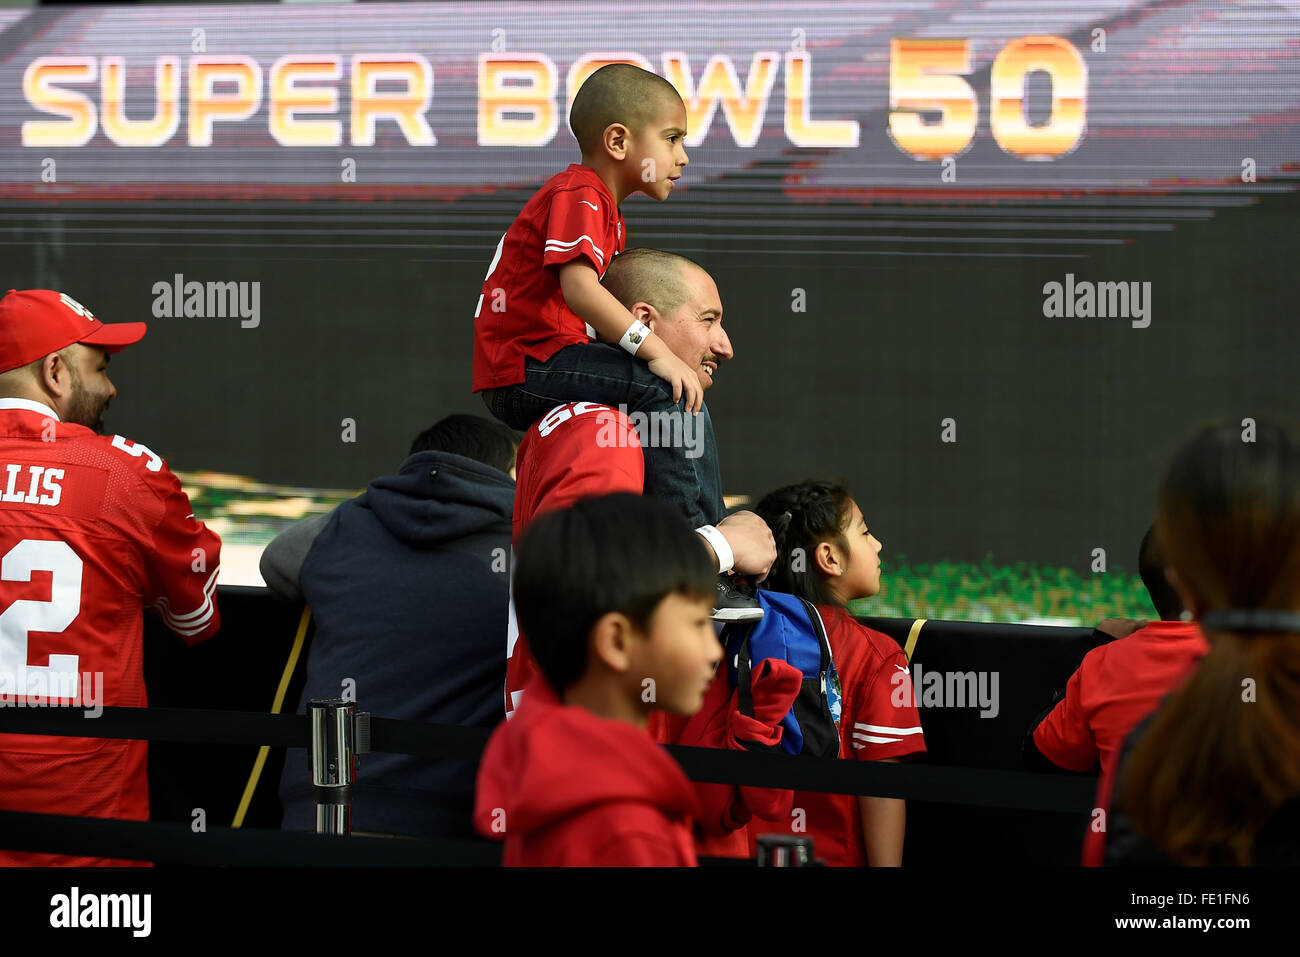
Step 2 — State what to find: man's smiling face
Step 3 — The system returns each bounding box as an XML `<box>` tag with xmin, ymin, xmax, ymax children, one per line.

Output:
<box><xmin>652</xmin><ymin>264</ymin><xmax>733</xmax><ymax>392</ymax></box>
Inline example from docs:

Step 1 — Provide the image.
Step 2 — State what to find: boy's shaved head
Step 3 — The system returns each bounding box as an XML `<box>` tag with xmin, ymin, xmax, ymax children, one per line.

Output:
<box><xmin>602</xmin><ymin>247</ymin><xmax>703</xmax><ymax>317</ymax></box>
<box><xmin>570</xmin><ymin>64</ymin><xmax>685</xmax><ymax>155</ymax></box>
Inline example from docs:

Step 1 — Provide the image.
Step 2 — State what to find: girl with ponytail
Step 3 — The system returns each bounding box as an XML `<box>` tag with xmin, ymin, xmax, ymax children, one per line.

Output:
<box><xmin>748</xmin><ymin>480</ymin><xmax>927</xmax><ymax>866</ymax></box>
<box><xmin>1111</xmin><ymin>419</ymin><xmax>1300</xmax><ymax>865</ymax></box>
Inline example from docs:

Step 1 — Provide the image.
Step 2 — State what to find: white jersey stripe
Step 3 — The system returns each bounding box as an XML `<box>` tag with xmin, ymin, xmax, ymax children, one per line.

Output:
<box><xmin>148</xmin><ymin>567</ymin><xmax>219</xmax><ymax>634</ymax></box>
<box><xmin>854</xmin><ymin>723</ymin><xmax>924</xmax><ymax>736</ymax></box>
<box><xmin>151</xmin><ymin>569</ymin><xmax>218</xmax><ymax>622</ymax></box>
<box><xmin>853</xmin><ymin>733</ymin><xmax>904</xmax><ymax>745</ymax></box>
<box><xmin>544</xmin><ymin>235</ymin><xmax>606</xmax><ymax>266</ymax></box>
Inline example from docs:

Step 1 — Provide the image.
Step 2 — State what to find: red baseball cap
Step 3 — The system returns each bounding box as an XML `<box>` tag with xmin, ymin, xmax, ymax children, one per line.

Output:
<box><xmin>0</xmin><ymin>289</ymin><xmax>147</xmax><ymax>374</ymax></box>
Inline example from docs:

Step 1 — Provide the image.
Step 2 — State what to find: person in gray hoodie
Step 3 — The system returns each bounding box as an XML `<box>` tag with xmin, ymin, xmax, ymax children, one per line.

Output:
<box><xmin>260</xmin><ymin>414</ymin><xmax>517</xmax><ymax>840</ymax></box>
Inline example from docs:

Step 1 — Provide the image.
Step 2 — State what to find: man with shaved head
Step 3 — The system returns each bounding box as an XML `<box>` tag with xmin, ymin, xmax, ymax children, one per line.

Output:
<box><xmin>504</xmin><ymin>248</ymin><xmax>775</xmax><ymax>716</ymax></box>
<box><xmin>473</xmin><ymin>64</ymin><xmax>720</xmax><ymax>528</ymax></box>
<box><xmin>500</xmin><ymin>251</ymin><xmax>790</xmax><ymax>861</ymax></box>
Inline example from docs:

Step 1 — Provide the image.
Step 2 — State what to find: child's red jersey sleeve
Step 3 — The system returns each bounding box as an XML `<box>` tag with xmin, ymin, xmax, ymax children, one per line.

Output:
<box><xmin>541</xmin><ymin>187</ymin><xmax>616</xmax><ymax>274</ymax></box>
<box><xmin>140</xmin><ymin>462</ymin><xmax>221</xmax><ymax>646</ymax></box>
<box><xmin>1031</xmin><ymin>659</ymin><xmax>1100</xmax><ymax>772</ymax></box>
<box><xmin>850</xmin><ymin>648</ymin><xmax>927</xmax><ymax>761</ymax></box>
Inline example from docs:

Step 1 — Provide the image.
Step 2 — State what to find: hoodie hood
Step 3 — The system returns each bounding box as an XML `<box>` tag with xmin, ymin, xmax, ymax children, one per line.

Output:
<box><xmin>362</xmin><ymin>450</ymin><xmax>513</xmax><ymax>548</ymax></box>
<box><xmin>474</xmin><ymin>678</ymin><xmax>697</xmax><ymax>840</ymax></box>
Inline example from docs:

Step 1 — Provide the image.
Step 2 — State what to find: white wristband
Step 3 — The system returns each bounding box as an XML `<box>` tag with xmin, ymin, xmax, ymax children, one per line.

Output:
<box><xmin>619</xmin><ymin>320</ymin><xmax>651</xmax><ymax>356</ymax></box>
<box><xmin>696</xmin><ymin>524</ymin><xmax>734</xmax><ymax>574</ymax></box>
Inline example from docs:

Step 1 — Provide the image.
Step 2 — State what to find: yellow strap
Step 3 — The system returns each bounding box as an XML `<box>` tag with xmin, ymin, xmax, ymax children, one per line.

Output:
<box><xmin>904</xmin><ymin>618</ymin><xmax>927</xmax><ymax>663</ymax></box>
<box><xmin>232</xmin><ymin>605</ymin><xmax>311</xmax><ymax>829</ymax></box>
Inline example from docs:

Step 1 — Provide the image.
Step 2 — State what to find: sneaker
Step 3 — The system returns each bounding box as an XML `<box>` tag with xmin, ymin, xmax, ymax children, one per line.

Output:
<box><xmin>712</xmin><ymin>576</ymin><xmax>764</xmax><ymax>622</ymax></box>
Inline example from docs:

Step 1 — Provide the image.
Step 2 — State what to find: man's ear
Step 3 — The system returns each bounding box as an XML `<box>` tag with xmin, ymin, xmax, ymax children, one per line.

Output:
<box><xmin>813</xmin><ymin>541</ymin><xmax>841</xmax><ymax>578</ymax></box>
<box><xmin>588</xmin><ymin>611</ymin><xmax>636</xmax><ymax>674</ymax></box>
<box><xmin>39</xmin><ymin>352</ymin><xmax>68</xmax><ymax>394</ymax></box>
<box><xmin>629</xmin><ymin>301</ymin><xmax>658</xmax><ymax>329</ymax></box>
<box><xmin>601</xmin><ymin>122</ymin><xmax>630</xmax><ymax>161</ymax></box>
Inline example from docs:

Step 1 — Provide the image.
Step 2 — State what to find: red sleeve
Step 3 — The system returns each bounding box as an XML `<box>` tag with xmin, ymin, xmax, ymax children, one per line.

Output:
<box><xmin>506</xmin><ymin>404</ymin><xmax>644</xmax><ymax>716</ymax></box>
<box><xmin>656</xmin><ymin>666</ymin><xmax>797</xmax><ymax>836</ymax></box>
<box><xmin>851</xmin><ymin>648</ymin><xmax>927</xmax><ymax>761</ymax></box>
<box><xmin>513</xmin><ymin>404</ymin><xmax>644</xmax><ymax>541</ymax></box>
<box><xmin>541</xmin><ymin>187</ymin><xmax>615</xmax><ymax>273</ymax></box>
<box><xmin>504</xmin><ymin>622</ymin><xmax>534</xmax><ymax>719</ymax></box>
<box><xmin>1032</xmin><ymin>657</ymin><xmax>1100</xmax><ymax>772</ymax></box>
<box><xmin>139</xmin><ymin>461</ymin><xmax>221</xmax><ymax>646</ymax></box>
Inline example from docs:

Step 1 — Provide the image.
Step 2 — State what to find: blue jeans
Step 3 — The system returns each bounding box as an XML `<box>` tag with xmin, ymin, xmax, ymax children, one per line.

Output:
<box><xmin>490</xmin><ymin>343</ymin><xmax>721</xmax><ymax>527</ymax></box>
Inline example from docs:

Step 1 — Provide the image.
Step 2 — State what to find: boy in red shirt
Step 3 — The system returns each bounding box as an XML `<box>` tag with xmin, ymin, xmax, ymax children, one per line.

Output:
<box><xmin>474</xmin><ymin>492</ymin><xmax>723</xmax><ymax>865</ymax></box>
<box><xmin>1024</xmin><ymin>525</ymin><xmax>1208</xmax><ymax>865</ymax></box>
<box><xmin>472</xmin><ymin>63</ymin><xmax>713</xmax><ymax>527</ymax></box>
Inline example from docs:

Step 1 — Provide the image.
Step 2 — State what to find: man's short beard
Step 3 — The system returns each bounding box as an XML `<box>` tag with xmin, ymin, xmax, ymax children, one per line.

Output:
<box><xmin>64</xmin><ymin>368</ymin><xmax>108</xmax><ymax>433</ymax></box>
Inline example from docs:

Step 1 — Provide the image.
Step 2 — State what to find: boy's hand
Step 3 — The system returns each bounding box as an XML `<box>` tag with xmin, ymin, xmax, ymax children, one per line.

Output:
<box><xmin>646</xmin><ymin>352</ymin><xmax>703</xmax><ymax>415</ymax></box>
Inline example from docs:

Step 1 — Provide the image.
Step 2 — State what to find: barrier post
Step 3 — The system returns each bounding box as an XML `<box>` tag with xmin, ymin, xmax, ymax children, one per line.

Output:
<box><xmin>756</xmin><ymin>834</ymin><xmax>816</xmax><ymax>867</ymax></box>
<box><xmin>309</xmin><ymin>698</ymin><xmax>356</xmax><ymax>836</ymax></box>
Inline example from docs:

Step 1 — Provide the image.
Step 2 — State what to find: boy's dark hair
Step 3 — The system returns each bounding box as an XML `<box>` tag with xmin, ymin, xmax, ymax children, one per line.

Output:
<box><xmin>569</xmin><ymin>63</ymin><xmax>684</xmax><ymax>156</ymax></box>
<box><xmin>514</xmin><ymin>493</ymin><xmax>716</xmax><ymax>693</ymax></box>
<box><xmin>754</xmin><ymin>480</ymin><xmax>855</xmax><ymax>608</ymax></box>
<box><xmin>408</xmin><ymin>414</ymin><xmax>518</xmax><ymax>474</ymax></box>
<box><xmin>1138</xmin><ymin>523</ymin><xmax>1182</xmax><ymax>620</ymax></box>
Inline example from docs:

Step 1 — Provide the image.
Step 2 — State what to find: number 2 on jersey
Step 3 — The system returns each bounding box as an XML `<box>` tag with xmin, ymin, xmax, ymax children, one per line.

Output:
<box><xmin>0</xmin><ymin>539</ymin><xmax>83</xmax><ymax>699</ymax></box>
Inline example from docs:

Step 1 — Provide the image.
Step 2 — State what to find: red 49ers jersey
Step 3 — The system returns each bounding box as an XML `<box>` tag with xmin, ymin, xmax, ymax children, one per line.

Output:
<box><xmin>748</xmin><ymin>605</ymin><xmax>927</xmax><ymax>867</ymax></box>
<box><xmin>0</xmin><ymin>399</ymin><xmax>221</xmax><ymax>866</ymax></box>
<box><xmin>505</xmin><ymin>402</ymin><xmax>642</xmax><ymax>717</ymax></box>
<box><xmin>472</xmin><ymin>164</ymin><xmax>626</xmax><ymax>392</ymax></box>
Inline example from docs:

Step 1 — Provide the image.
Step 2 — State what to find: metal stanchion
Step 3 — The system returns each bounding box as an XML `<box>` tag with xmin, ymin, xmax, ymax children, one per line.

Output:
<box><xmin>756</xmin><ymin>834</ymin><xmax>817</xmax><ymax>866</ymax></box>
<box><xmin>308</xmin><ymin>698</ymin><xmax>368</xmax><ymax>836</ymax></box>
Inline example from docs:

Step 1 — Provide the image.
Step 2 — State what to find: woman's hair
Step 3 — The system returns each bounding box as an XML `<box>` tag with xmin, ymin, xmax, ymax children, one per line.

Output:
<box><xmin>1120</xmin><ymin>418</ymin><xmax>1300</xmax><ymax>864</ymax></box>
<box><xmin>753</xmin><ymin>480</ymin><xmax>854</xmax><ymax>607</ymax></box>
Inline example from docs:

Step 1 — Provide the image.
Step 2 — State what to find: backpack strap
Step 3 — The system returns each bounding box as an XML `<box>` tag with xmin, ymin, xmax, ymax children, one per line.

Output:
<box><xmin>797</xmin><ymin>596</ymin><xmax>834</xmax><ymax>674</ymax></box>
<box><xmin>735</xmin><ymin>632</ymin><xmax>755</xmax><ymax>719</ymax></box>
<box><xmin>904</xmin><ymin>618</ymin><xmax>927</xmax><ymax>663</ymax></box>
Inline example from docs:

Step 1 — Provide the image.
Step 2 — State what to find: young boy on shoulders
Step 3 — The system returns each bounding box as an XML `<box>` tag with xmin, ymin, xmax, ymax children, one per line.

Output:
<box><xmin>473</xmin><ymin>492</ymin><xmax>722</xmax><ymax>866</ymax></box>
<box><xmin>472</xmin><ymin>63</ymin><xmax>712</xmax><ymax>526</ymax></box>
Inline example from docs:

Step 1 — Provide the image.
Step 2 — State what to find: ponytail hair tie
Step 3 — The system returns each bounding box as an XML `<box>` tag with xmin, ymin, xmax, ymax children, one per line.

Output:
<box><xmin>1200</xmin><ymin>609</ymin><xmax>1300</xmax><ymax>633</ymax></box>
<box><xmin>771</xmin><ymin>510</ymin><xmax>793</xmax><ymax>557</ymax></box>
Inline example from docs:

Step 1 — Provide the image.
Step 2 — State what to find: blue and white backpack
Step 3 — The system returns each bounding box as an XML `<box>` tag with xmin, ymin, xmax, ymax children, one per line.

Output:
<box><xmin>722</xmin><ymin>589</ymin><xmax>842</xmax><ymax>758</ymax></box>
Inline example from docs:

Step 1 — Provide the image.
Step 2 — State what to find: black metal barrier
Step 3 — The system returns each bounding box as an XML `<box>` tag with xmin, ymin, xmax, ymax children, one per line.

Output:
<box><xmin>4</xmin><ymin>586</ymin><xmax>1106</xmax><ymax>865</ymax></box>
<box><xmin>0</xmin><ymin>810</ymin><xmax>503</xmax><ymax>867</ymax></box>
<box><xmin>0</xmin><ymin>703</ymin><xmax>1097</xmax><ymax>865</ymax></box>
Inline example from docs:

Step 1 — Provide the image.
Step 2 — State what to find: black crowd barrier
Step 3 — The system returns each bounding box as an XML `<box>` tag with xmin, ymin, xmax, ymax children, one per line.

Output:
<box><xmin>0</xmin><ymin>703</ymin><xmax>1096</xmax><ymax>865</ymax></box>
<box><xmin>0</xmin><ymin>586</ymin><xmax>1107</xmax><ymax>866</ymax></box>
